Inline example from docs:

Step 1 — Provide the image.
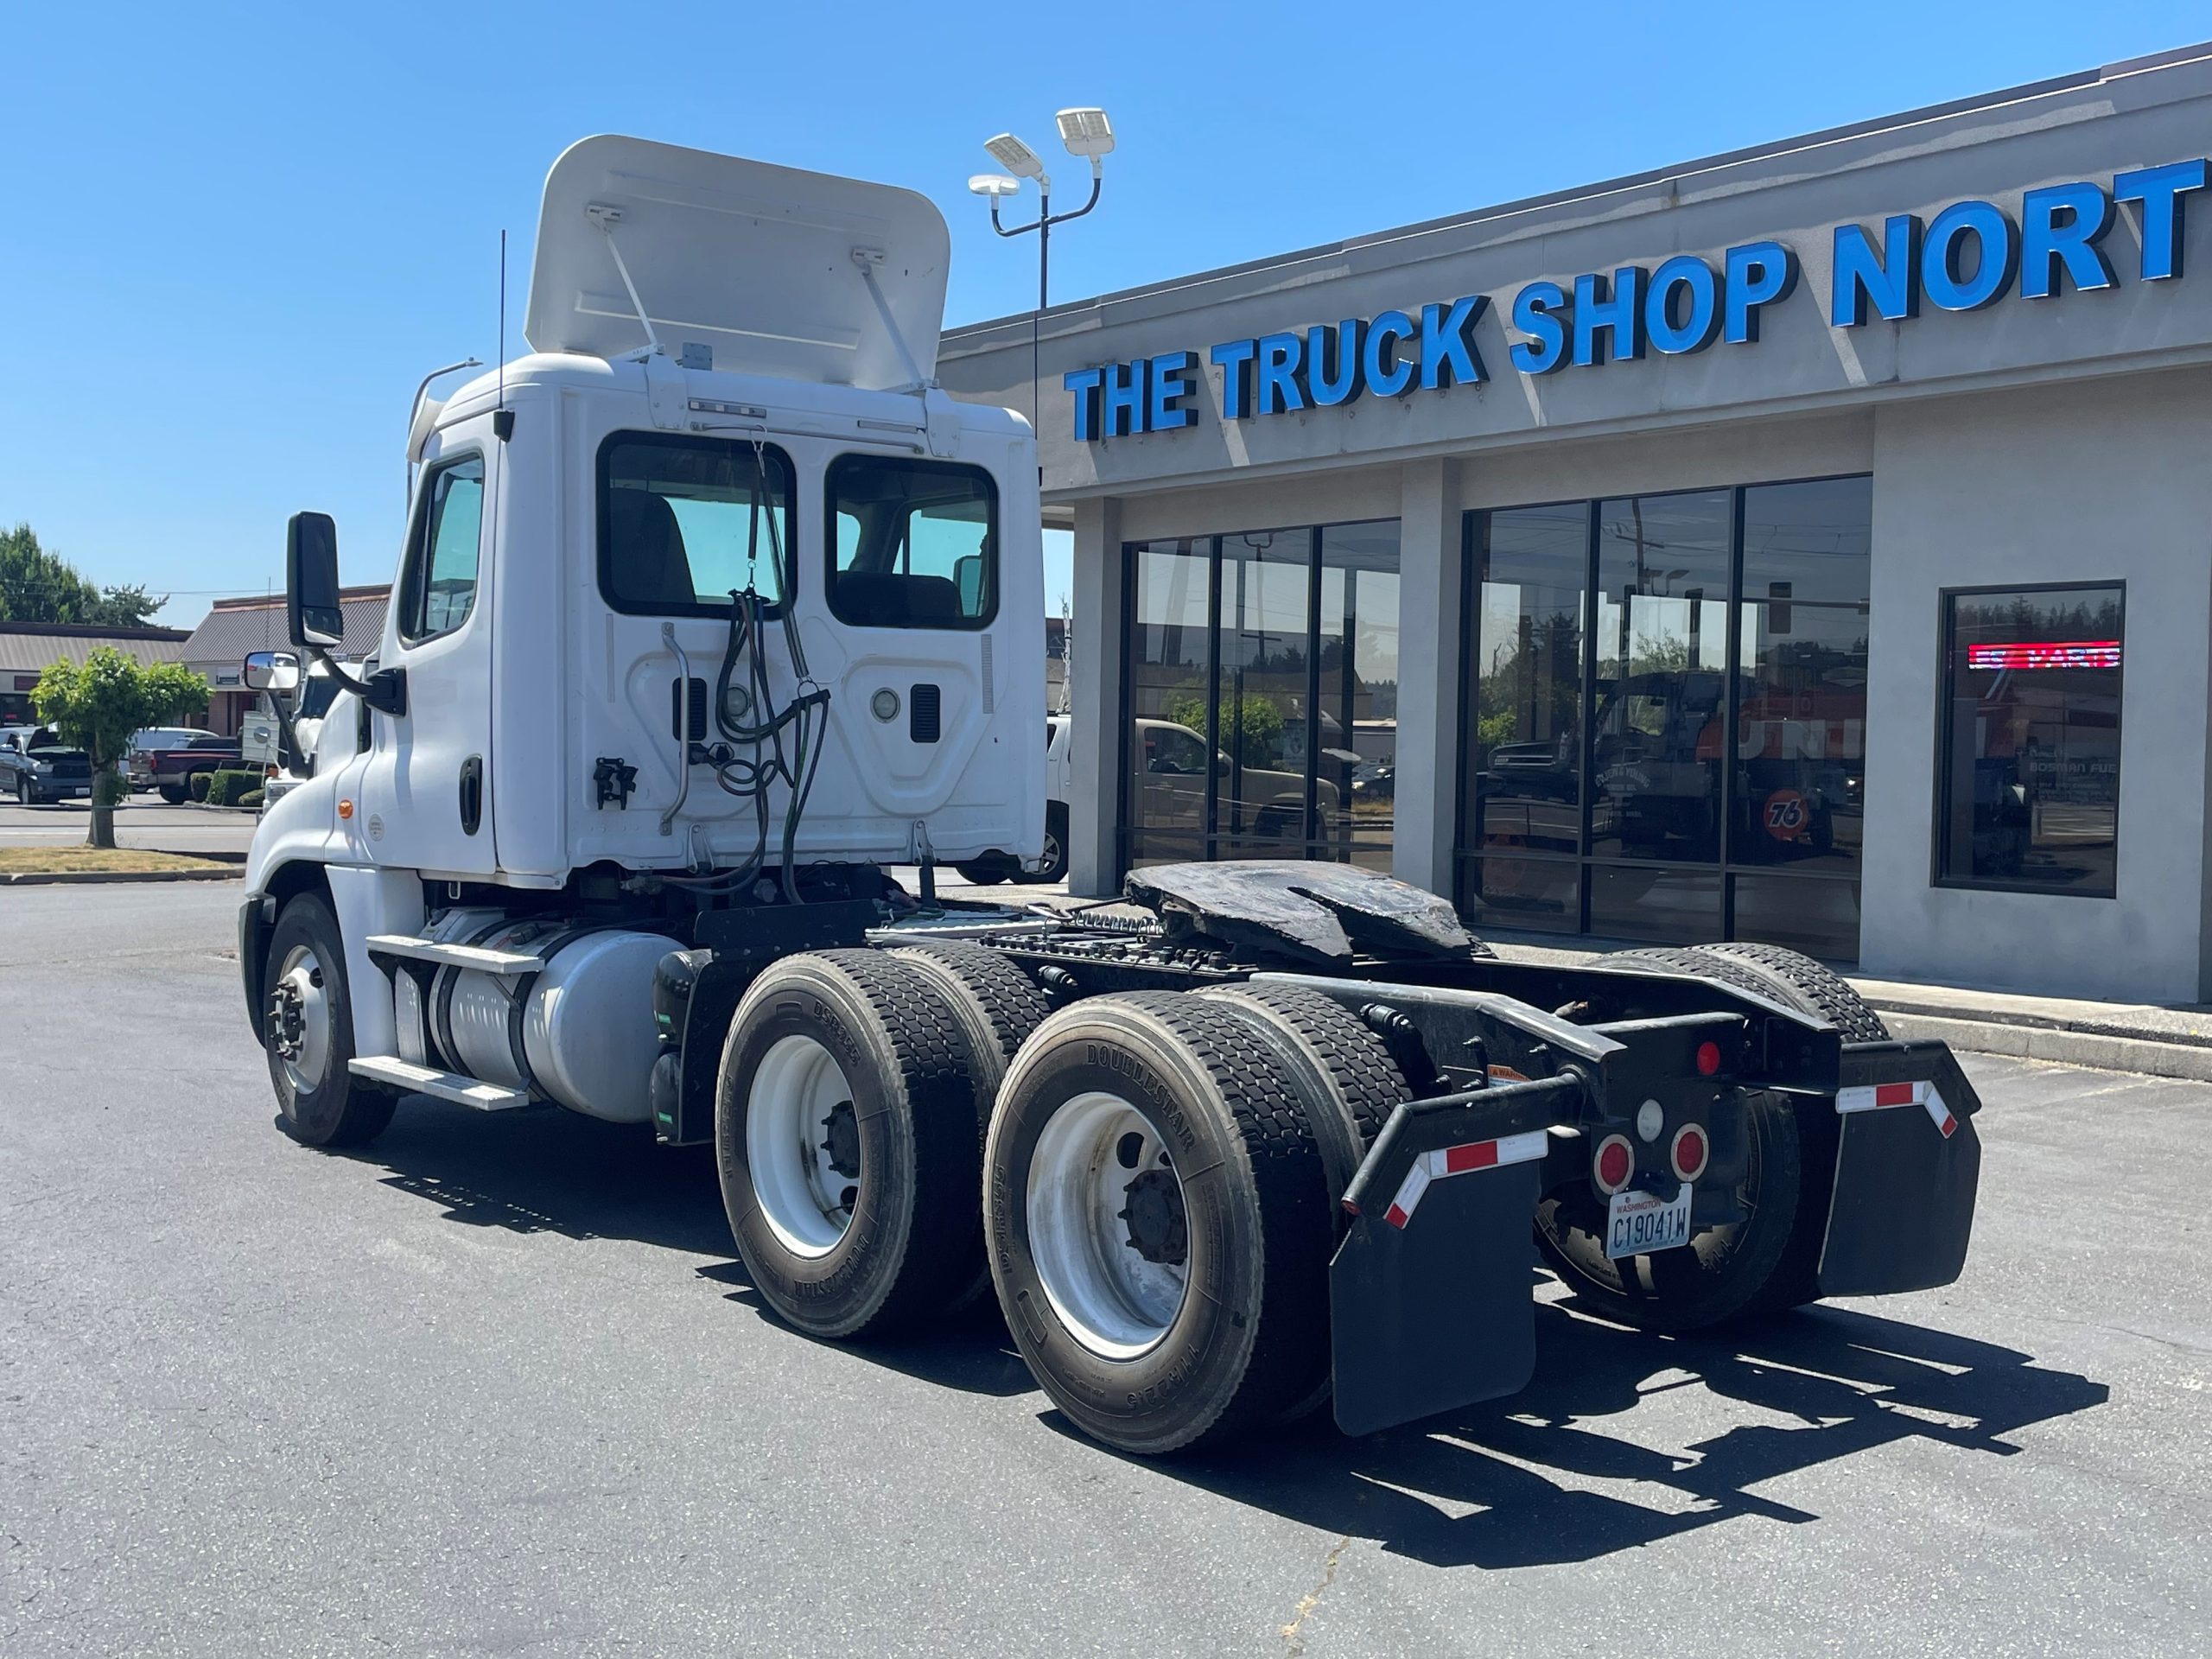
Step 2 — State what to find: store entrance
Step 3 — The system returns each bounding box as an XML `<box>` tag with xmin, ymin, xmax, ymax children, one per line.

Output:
<box><xmin>1458</xmin><ymin>475</ymin><xmax>1871</xmax><ymax>961</ymax></box>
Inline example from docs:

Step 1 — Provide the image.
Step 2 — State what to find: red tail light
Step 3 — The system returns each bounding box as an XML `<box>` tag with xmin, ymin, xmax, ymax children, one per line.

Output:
<box><xmin>1670</xmin><ymin>1122</ymin><xmax>1709</xmax><ymax>1183</ymax></box>
<box><xmin>1593</xmin><ymin>1134</ymin><xmax>1634</xmax><ymax>1195</ymax></box>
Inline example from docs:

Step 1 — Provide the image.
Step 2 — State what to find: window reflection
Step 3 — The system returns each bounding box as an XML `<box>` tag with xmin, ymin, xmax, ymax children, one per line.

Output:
<box><xmin>1126</xmin><ymin>541</ymin><xmax>1211</xmax><ymax>863</ymax></box>
<box><xmin>1592</xmin><ymin>491</ymin><xmax>1732</xmax><ymax>863</ymax></box>
<box><xmin>1939</xmin><ymin>585</ymin><xmax>2122</xmax><ymax>894</ymax></box>
<box><xmin>1119</xmin><ymin>523</ymin><xmax>1401</xmax><ymax>873</ymax></box>
<box><xmin>1319</xmin><ymin>523</ymin><xmax>1402</xmax><ymax>872</ymax></box>
<box><xmin>1738</xmin><ymin>477</ymin><xmax>1872</xmax><ymax>873</ymax></box>
<box><xmin>1215</xmin><ymin>533</ymin><xmax>1313</xmax><ymax>856</ymax></box>
<box><xmin>1459</xmin><ymin>477</ymin><xmax>1872</xmax><ymax>957</ymax></box>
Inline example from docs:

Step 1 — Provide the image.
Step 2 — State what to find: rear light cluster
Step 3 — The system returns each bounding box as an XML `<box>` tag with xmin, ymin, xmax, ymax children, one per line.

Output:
<box><xmin>1592</xmin><ymin>1122</ymin><xmax>1712</xmax><ymax>1192</ymax></box>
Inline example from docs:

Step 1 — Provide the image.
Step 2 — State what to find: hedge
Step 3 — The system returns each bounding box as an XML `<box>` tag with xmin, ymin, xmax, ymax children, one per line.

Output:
<box><xmin>188</xmin><ymin>771</ymin><xmax>211</xmax><ymax>802</ymax></box>
<box><xmin>203</xmin><ymin>769</ymin><xmax>264</xmax><ymax>807</ymax></box>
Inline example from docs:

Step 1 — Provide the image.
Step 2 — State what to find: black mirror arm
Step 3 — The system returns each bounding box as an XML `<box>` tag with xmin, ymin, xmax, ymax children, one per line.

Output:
<box><xmin>302</xmin><ymin>642</ymin><xmax>407</xmax><ymax>717</ymax></box>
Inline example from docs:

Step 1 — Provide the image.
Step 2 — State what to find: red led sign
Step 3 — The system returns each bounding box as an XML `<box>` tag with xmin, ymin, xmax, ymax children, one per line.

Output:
<box><xmin>1966</xmin><ymin>640</ymin><xmax>2121</xmax><ymax>672</ymax></box>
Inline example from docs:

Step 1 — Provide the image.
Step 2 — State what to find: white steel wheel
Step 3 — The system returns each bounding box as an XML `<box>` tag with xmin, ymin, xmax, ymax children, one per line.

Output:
<box><xmin>270</xmin><ymin>941</ymin><xmax>334</xmax><ymax>1096</ymax></box>
<box><xmin>1027</xmin><ymin>1090</ymin><xmax>1191</xmax><ymax>1360</ymax></box>
<box><xmin>744</xmin><ymin>1033</ymin><xmax>862</xmax><ymax>1260</ymax></box>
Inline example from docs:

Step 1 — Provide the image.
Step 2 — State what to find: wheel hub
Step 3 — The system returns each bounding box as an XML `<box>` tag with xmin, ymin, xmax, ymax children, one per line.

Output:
<box><xmin>820</xmin><ymin>1099</ymin><xmax>861</xmax><ymax>1181</ymax></box>
<box><xmin>1118</xmin><ymin>1168</ymin><xmax>1187</xmax><ymax>1266</ymax></box>
<box><xmin>269</xmin><ymin>982</ymin><xmax>305</xmax><ymax>1059</ymax></box>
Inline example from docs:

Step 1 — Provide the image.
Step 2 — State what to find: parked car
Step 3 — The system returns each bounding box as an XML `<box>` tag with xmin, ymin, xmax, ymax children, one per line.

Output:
<box><xmin>0</xmin><ymin>726</ymin><xmax>94</xmax><ymax>804</ymax></box>
<box><xmin>149</xmin><ymin>734</ymin><xmax>242</xmax><ymax>804</ymax></box>
<box><xmin>955</xmin><ymin>714</ymin><xmax>1074</xmax><ymax>886</ymax></box>
<box><xmin>125</xmin><ymin>727</ymin><xmax>220</xmax><ymax>791</ymax></box>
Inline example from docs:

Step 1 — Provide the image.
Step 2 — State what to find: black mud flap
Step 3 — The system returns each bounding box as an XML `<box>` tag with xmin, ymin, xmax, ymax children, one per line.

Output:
<box><xmin>1330</xmin><ymin>1156</ymin><xmax>1544</xmax><ymax>1437</ymax></box>
<box><xmin>1816</xmin><ymin>1040</ymin><xmax>1982</xmax><ymax>1298</ymax></box>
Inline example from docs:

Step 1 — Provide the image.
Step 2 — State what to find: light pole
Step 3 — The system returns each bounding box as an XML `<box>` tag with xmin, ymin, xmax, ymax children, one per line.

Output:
<box><xmin>968</xmin><ymin>107</ymin><xmax>1115</xmax><ymax>452</ymax></box>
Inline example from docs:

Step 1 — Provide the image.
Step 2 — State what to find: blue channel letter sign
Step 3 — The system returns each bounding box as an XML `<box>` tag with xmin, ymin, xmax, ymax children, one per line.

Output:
<box><xmin>1060</xmin><ymin>160</ymin><xmax>2206</xmax><ymax>442</ymax></box>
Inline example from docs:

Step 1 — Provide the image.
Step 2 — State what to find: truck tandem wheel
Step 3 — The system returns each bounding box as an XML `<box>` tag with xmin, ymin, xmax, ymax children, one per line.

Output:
<box><xmin>1192</xmin><ymin>981</ymin><xmax>1410</xmax><ymax>1424</ymax></box>
<box><xmin>264</xmin><ymin>893</ymin><xmax>395</xmax><ymax>1148</ymax></box>
<box><xmin>1535</xmin><ymin>942</ymin><xmax>1856</xmax><ymax>1330</ymax></box>
<box><xmin>715</xmin><ymin>950</ymin><xmax>981</xmax><ymax>1339</ymax></box>
<box><xmin>985</xmin><ymin>991</ymin><xmax>1335</xmax><ymax>1455</ymax></box>
<box><xmin>884</xmin><ymin>938</ymin><xmax>1052</xmax><ymax>1310</ymax></box>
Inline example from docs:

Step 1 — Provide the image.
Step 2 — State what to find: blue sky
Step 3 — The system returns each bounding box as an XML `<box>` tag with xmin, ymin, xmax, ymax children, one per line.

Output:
<box><xmin>3</xmin><ymin>2</ymin><xmax>2205</xmax><ymax>626</ymax></box>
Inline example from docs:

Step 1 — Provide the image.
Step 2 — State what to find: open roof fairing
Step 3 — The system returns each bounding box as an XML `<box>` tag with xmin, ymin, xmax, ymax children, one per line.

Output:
<box><xmin>524</xmin><ymin>136</ymin><xmax>951</xmax><ymax>391</ymax></box>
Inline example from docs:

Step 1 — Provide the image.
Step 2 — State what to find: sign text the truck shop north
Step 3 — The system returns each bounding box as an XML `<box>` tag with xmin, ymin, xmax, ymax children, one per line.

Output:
<box><xmin>1061</xmin><ymin>160</ymin><xmax>2206</xmax><ymax>442</ymax></box>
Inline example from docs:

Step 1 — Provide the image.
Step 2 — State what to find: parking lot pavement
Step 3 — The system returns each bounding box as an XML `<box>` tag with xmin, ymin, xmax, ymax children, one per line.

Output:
<box><xmin>3</xmin><ymin>883</ymin><xmax>2205</xmax><ymax>1656</ymax></box>
<box><xmin>0</xmin><ymin>800</ymin><xmax>257</xmax><ymax>856</ymax></box>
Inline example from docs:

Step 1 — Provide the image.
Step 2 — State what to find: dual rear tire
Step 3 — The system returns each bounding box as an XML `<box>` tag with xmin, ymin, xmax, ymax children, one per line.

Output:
<box><xmin>717</xmin><ymin>953</ymin><xmax>1402</xmax><ymax>1452</ymax></box>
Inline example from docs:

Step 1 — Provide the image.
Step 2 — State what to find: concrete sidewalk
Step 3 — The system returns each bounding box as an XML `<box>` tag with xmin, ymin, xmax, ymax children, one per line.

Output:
<box><xmin>1479</xmin><ymin>928</ymin><xmax>2212</xmax><ymax>1084</ymax></box>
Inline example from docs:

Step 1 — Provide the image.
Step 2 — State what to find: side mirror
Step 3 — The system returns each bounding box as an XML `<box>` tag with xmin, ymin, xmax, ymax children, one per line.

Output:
<box><xmin>243</xmin><ymin>651</ymin><xmax>301</xmax><ymax>693</ymax></box>
<box><xmin>286</xmin><ymin>512</ymin><xmax>345</xmax><ymax>648</ymax></box>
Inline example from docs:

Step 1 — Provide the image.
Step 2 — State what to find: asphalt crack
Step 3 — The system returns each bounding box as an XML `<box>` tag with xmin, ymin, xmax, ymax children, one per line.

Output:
<box><xmin>1280</xmin><ymin>1533</ymin><xmax>1351</xmax><ymax>1656</ymax></box>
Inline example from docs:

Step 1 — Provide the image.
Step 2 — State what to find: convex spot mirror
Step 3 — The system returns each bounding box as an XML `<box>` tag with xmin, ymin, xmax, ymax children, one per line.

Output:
<box><xmin>243</xmin><ymin>651</ymin><xmax>300</xmax><ymax>693</ymax></box>
<box><xmin>286</xmin><ymin>512</ymin><xmax>345</xmax><ymax>648</ymax></box>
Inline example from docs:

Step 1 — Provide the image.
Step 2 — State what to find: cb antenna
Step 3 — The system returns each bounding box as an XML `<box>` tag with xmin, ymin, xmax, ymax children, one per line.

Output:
<box><xmin>493</xmin><ymin>229</ymin><xmax>514</xmax><ymax>442</ymax></box>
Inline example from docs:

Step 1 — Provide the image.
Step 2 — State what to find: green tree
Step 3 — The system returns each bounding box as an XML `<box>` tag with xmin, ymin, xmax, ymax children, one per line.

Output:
<box><xmin>1165</xmin><ymin>690</ymin><xmax>1286</xmax><ymax>767</ymax></box>
<box><xmin>30</xmin><ymin>648</ymin><xmax>210</xmax><ymax>847</ymax></box>
<box><xmin>0</xmin><ymin>524</ymin><xmax>168</xmax><ymax>627</ymax></box>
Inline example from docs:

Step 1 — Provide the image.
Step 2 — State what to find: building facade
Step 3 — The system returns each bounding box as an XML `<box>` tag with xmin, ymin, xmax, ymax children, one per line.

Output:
<box><xmin>936</xmin><ymin>44</ymin><xmax>2212</xmax><ymax>1002</ymax></box>
<box><xmin>176</xmin><ymin>587</ymin><xmax>389</xmax><ymax>735</ymax></box>
<box><xmin>0</xmin><ymin>623</ymin><xmax>189</xmax><ymax>724</ymax></box>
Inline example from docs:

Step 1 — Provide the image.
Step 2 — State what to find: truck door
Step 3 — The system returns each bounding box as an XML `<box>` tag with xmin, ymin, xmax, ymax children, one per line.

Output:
<box><xmin>357</xmin><ymin>445</ymin><xmax>497</xmax><ymax>877</ymax></box>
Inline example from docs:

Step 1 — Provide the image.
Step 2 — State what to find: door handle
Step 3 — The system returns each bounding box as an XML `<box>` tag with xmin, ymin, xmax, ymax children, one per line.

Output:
<box><xmin>459</xmin><ymin>754</ymin><xmax>483</xmax><ymax>836</ymax></box>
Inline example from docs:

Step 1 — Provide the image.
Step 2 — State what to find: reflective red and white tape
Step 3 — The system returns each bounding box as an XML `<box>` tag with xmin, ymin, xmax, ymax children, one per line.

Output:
<box><xmin>1382</xmin><ymin>1129</ymin><xmax>1550</xmax><ymax>1229</ymax></box>
<box><xmin>1834</xmin><ymin>1078</ymin><xmax>1957</xmax><ymax>1138</ymax></box>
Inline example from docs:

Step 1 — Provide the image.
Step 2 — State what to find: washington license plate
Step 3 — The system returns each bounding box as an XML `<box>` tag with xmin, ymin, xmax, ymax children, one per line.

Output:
<box><xmin>1606</xmin><ymin>1184</ymin><xmax>1692</xmax><ymax>1259</ymax></box>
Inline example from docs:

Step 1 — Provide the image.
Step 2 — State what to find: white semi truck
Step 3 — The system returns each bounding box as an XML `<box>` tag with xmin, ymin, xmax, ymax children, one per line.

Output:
<box><xmin>240</xmin><ymin>137</ymin><xmax>1983</xmax><ymax>1455</ymax></box>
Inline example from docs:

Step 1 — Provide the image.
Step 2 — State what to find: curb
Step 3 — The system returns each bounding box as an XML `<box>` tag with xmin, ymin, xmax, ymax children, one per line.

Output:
<box><xmin>1</xmin><ymin>868</ymin><xmax>242</xmax><ymax>887</ymax></box>
<box><xmin>1883</xmin><ymin>1009</ymin><xmax>2212</xmax><ymax>1084</ymax></box>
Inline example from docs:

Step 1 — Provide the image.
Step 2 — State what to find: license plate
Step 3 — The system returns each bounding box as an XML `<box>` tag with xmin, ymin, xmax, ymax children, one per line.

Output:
<box><xmin>1606</xmin><ymin>1184</ymin><xmax>1693</xmax><ymax>1259</ymax></box>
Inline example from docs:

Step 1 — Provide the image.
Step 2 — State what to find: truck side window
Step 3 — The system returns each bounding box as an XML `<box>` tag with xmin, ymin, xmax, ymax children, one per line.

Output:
<box><xmin>398</xmin><ymin>454</ymin><xmax>485</xmax><ymax>644</ymax></box>
<box><xmin>826</xmin><ymin>454</ymin><xmax>996</xmax><ymax>630</ymax></box>
<box><xmin>598</xmin><ymin>433</ymin><xmax>795</xmax><ymax>616</ymax></box>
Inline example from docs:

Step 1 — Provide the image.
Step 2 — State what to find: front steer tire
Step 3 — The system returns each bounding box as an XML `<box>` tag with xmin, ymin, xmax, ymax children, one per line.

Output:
<box><xmin>263</xmin><ymin>893</ymin><xmax>395</xmax><ymax>1148</ymax></box>
<box><xmin>986</xmin><ymin>992</ymin><xmax>1335</xmax><ymax>1456</ymax></box>
<box><xmin>715</xmin><ymin>950</ymin><xmax>982</xmax><ymax>1340</ymax></box>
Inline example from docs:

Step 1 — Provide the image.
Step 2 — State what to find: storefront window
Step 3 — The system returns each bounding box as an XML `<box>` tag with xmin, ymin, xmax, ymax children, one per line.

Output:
<box><xmin>1215</xmin><ymin>532</ymin><xmax>1313</xmax><ymax>858</ymax></box>
<box><xmin>1125</xmin><ymin>540</ymin><xmax>1211</xmax><ymax>868</ymax></box>
<box><xmin>1592</xmin><ymin>489</ymin><xmax>1732</xmax><ymax>864</ymax></box>
<box><xmin>1318</xmin><ymin>524</ymin><xmax>1401</xmax><ymax>872</ymax></box>
<box><xmin>1460</xmin><ymin>475</ymin><xmax>1872</xmax><ymax>958</ymax></box>
<box><xmin>1938</xmin><ymin>585</ymin><xmax>2123</xmax><ymax>895</ymax></box>
<box><xmin>1738</xmin><ymin>478</ymin><xmax>1872</xmax><ymax>880</ymax></box>
<box><xmin>1119</xmin><ymin>520</ymin><xmax>1400</xmax><ymax>874</ymax></box>
<box><xmin>1465</xmin><ymin>503</ymin><xmax>1586</xmax><ymax>929</ymax></box>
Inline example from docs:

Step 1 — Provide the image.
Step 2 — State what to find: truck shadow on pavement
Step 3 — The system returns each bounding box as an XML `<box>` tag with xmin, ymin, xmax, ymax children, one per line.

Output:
<box><xmin>1103</xmin><ymin>1295</ymin><xmax>2109</xmax><ymax>1569</ymax></box>
<box><xmin>344</xmin><ymin>1098</ymin><xmax>2108</xmax><ymax>1560</ymax></box>
<box><xmin>343</xmin><ymin>1096</ymin><xmax>1039</xmax><ymax>1400</ymax></box>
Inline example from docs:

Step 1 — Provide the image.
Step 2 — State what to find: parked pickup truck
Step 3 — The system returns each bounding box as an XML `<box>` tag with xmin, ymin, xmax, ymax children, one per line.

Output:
<box><xmin>150</xmin><ymin>734</ymin><xmax>241</xmax><ymax>803</ymax></box>
<box><xmin>0</xmin><ymin>726</ymin><xmax>94</xmax><ymax>804</ymax></box>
